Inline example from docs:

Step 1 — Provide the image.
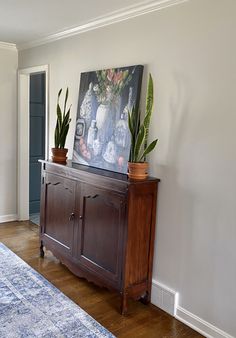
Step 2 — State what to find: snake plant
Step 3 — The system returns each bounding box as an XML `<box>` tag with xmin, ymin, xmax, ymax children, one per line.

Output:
<box><xmin>54</xmin><ymin>88</ymin><xmax>72</xmax><ymax>148</ymax></box>
<box><xmin>128</xmin><ymin>74</ymin><xmax>158</xmax><ymax>162</ymax></box>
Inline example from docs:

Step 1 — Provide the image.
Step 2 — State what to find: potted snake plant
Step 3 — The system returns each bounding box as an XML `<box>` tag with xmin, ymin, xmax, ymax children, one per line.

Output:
<box><xmin>128</xmin><ymin>74</ymin><xmax>158</xmax><ymax>179</ymax></box>
<box><xmin>51</xmin><ymin>87</ymin><xmax>72</xmax><ymax>164</ymax></box>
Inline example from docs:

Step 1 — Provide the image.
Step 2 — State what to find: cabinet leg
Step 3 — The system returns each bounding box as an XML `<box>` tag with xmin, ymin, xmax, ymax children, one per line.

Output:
<box><xmin>40</xmin><ymin>241</ymin><xmax>44</xmax><ymax>258</ymax></box>
<box><xmin>120</xmin><ymin>292</ymin><xmax>128</xmax><ymax>315</ymax></box>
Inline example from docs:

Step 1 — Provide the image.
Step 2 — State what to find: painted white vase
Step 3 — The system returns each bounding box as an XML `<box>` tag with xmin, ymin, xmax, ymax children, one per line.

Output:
<box><xmin>96</xmin><ymin>104</ymin><xmax>109</xmax><ymax>129</ymax></box>
<box><xmin>96</xmin><ymin>103</ymin><xmax>112</xmax><ymax>143</ymax></box>
<box><xmin>80</xmin><ymin>82</ymin><xmax>98</xmax><ymax>130</ymax></box>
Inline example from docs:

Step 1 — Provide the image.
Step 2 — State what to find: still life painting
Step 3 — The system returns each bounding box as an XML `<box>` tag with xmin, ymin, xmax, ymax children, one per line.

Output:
<box><xmin>72</xmin><ymin>65</ymin><xmax>143</xmax><ymax>173</ymax></box>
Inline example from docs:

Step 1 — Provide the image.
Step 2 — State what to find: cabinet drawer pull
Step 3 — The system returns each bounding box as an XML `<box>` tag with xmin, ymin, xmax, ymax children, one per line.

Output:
<box><xmin>79</xmin><ymin>215</ymin><xmax>83</xmax><ymax>220</ymax></box>
<box><xmin>69</xmin><ymin>213</ymin><xmax>75</xmax><ymax>221</ymax></box>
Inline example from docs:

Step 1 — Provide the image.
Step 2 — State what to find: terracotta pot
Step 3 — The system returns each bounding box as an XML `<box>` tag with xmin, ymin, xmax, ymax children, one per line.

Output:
<box><xmin>51</xmin><ymin>148</ymin><xmax>68</xmax><ymax>164</ymax></box>
<box><xmin>128</xmin><ymin>162</ymin><xmax>149</xmax><ymax>180</ymax></box>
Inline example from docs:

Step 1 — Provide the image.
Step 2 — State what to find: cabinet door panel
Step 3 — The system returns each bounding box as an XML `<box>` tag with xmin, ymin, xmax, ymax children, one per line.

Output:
<box><xmin>78</xmin><ymin>184</ymin><xmax>126</xmax><ymax>286</ymax></box>
<box><xmin>43</xmin><ymin>173</ymin><xmax>76</xmax><ymax>254</ymax></box>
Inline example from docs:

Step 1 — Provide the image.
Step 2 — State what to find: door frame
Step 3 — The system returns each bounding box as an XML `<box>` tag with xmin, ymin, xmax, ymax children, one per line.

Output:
<box><xmin>18</xmin><ymin>65</ymin><xmax>49</xmax><ymax>220</ymax></box>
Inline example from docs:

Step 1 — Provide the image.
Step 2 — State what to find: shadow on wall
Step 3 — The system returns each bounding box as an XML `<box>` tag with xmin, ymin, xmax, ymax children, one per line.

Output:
<box><xmin>154</xmin><ymin>70</ymin><xmax>223</xmax><ymax>316</ymax></box>
<box><xmin>153</xmin><ymin>71</ymin><xmax>197</xmax><ymax>292</ymax></box>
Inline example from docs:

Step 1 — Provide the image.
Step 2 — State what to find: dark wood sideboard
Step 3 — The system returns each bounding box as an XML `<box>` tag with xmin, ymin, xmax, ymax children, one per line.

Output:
<box><xmin>39</xmin><ymin>160</ymin><xmax>160</xmax><ymax>314</ymax></box>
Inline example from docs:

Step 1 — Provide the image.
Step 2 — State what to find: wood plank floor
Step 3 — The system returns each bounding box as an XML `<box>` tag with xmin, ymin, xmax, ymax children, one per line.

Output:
<box><xmin>0</xmin><ymin>221</ymin><xmax>203</xmax><ymax>338</ymax></box>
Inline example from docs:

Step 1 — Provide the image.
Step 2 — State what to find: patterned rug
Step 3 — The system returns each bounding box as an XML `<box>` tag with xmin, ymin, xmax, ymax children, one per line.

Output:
<box><xmin>0</xmin><ymin>243</ymin><xmax>115</xmax><ymax>338</ymax></box>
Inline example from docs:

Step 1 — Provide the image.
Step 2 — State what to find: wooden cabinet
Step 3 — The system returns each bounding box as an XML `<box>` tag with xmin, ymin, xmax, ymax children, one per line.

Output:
<box><xmin>40</xmin><ymin>161</ymin><xmax>159</xmax><ymax>314</ymax></box>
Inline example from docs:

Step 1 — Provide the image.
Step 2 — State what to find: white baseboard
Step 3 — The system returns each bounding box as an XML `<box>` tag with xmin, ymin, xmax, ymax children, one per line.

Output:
<box><xmin>151</xmin><ymin>281</ymin><xmax>234</xmax><ymax>338</ymax></box>
<box><xmin>0</xmin><ymin>214</ymin><xmax>18</xmax><ymax>223</ymax></box>
<box><xmin>151</xmin><ymin>279</ymin><xmax>178</xmax><ymax>316</ymax></box>
<box><xmin>176</xmin><ymin>306</ymin><xmax>234</xmax><ymax>338</ymax></box>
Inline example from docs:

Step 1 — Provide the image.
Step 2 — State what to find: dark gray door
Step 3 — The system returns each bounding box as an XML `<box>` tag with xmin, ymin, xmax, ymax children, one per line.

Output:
<box><xmin>29</xmin><ymin>73</ymin><xmax>46</xmax><ymax>214</ymax></box>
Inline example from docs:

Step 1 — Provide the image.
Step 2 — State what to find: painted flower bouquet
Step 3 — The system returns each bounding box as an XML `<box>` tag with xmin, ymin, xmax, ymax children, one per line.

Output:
<box><xmin>94</xmin><ymin>68</ymin><xmax>133</xmax><ymax>104</ymax></box>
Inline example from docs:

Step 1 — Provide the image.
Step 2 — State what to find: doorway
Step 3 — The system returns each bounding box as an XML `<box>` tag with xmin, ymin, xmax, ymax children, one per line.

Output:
<box><xmin>18</xmin><ymin>65</ymin><xmax>49</xmax><ymax>222</ymax></box>
<box><xmin>29</xmin><ymin>73</ymin><xmax>46</xmax><ymax>225</ymax></box>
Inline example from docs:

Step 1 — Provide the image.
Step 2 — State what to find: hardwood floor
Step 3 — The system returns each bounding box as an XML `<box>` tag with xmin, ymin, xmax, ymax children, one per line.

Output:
<box><xmin>0</xmin><ymin>221</ymin><xmax>203</xmax><ymax>338</ymax></box>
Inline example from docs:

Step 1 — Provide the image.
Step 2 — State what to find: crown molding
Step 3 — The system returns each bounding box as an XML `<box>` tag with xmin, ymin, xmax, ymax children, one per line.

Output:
<box><xmin>18</xmin><ymin>0</ymin><xmax>188</xmax><ymax>51</ymax></box>
<box><xmin>0</xmin><ymin>41</ymin><xmax>17</xmax><ymax>51</ymax></box>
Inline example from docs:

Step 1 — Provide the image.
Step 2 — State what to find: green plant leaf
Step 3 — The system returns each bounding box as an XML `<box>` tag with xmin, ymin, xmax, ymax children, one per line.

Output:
<box><xmin>60</xmin><ymin>123</ymin><xmax>70</xmax><ymax>148</ymax></box>
<box><xmin>128</xmin><ymin>106</ymin><xmax>142</xmax><ymax>162</ymax></box>
<box><xmin>128</xmin><ymin>110</ymin><xmax>135</xmax><ymax>162</ymax></box>
<box><xmin>59</xmin><ymin>110</ymin><xmax>71</xmax><ymax>147</ymax></box>
<box><xmin>61</xmin><ymin>107</ymin><xmax>71</xmax><ymax>130</ymax></box>
<box><xmin>54</xmin><ymin>120</ymin><xmax>59</xmax><ymax>148</ymax></box>
<box><xmin>63</xmin><ymin>87</ymin><xmax>69</xmax><ymax>118</ymax></box>
<box><xmin>134</xmin><ymin>109</ymin><xmax>141</xmax><ymax>140</ymax></box>
<box><xmin>57</xmin><ymin>88</ymin><xmax>62</xmax><ymax>101</ymax></box>
<box><xmin>57</xmin><ymin>103</ymin><xmax>62</xmax><ymax>130</ymax></box>
<box><xmin>134</xmin><ymin>124</ymin><xmax>145</xmax><ymax>162</ymax></box>
<box><xmin>139</xmin><ymin>139</ymin><xmax>158</xmax><ymax>162</ymax></box>
<box><xmin>145</xmin><ymin>74</ymin><xmax>153</xmax><ymax>122</ymax></box>
<box><xmin>143</xmin><ymin>74</ymin><xmax>154</xmax><ymax>156</ymax></box>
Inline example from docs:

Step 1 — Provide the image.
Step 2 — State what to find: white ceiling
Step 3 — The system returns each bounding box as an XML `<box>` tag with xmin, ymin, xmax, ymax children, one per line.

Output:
<box><xmin>0</xmin><ymin>0</ymin><xmax>154</xmax><ymax>45</ymax></box>
<box><xmin>0</xmin><ymin>0</ymin><xmax>186</xmax><ymax>49</ymax></box>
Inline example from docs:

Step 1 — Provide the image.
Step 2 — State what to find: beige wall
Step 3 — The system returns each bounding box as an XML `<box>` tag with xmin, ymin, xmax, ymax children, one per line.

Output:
<box><xmin>0</xmin><ymin>47</ymin><xmax>18</xmax><ymax>220</ymax></box>
<box><xmin>18</xmin><ymin>0</ymin><xmax>236</xmax><ymax>336</ymax></box>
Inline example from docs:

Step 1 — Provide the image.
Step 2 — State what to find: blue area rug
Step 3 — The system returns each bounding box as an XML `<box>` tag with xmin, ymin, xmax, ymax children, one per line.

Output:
<box><xmin>0</xmin><ymin>243</ymin><xmax>115</xmax><ymax>338</ymax></box>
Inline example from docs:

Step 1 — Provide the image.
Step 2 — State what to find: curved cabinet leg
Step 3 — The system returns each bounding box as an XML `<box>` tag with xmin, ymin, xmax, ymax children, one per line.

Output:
<box><xmin>120</xmin><ymin>292</ymin><xmax>128</xmax><ymax>315</ymax></box>
<box><xmin>40</xmin><ymin>241</ymin><xmax>45</xmax><ymax>258</ymax></box>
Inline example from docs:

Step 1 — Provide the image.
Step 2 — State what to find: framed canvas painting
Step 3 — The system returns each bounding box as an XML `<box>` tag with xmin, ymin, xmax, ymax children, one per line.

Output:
<box><xmin>72</xmin><ymin>65</ymin><xmax>143</xmax><ymax>173</ymax></box>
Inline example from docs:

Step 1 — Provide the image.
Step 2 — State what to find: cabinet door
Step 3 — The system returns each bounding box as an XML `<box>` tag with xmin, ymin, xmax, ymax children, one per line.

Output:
<box><xmin>77</xmin><ymin>184</ymin><xmax>126</xmax><ymax>288</ymax></box>
<box><xmin>41</xmin><ymin>173</ymin><xmax>76</xmax><ymax>255</ymax></box>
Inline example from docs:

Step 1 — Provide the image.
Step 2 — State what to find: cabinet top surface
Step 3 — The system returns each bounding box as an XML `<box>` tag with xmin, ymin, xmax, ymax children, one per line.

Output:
<box><xmin>40</xmin><ymin>160</ymin><xmax>160</xmax><ymax>184</ymax></box>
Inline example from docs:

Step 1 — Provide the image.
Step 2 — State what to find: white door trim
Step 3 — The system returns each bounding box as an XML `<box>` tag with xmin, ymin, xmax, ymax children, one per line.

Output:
<box><xmin>18</xmin><ymin>65</ymin><xmax>49</xmax><ymax>220</ymax></box>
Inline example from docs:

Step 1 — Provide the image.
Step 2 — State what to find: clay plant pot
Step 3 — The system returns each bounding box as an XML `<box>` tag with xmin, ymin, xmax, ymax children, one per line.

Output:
<box><xmin>51</xmin><ymin>148</ymin><xmax>68</xmax><ymax>164</ymax></box>
<box><xmin>128</xmin><ymin>162</ymin><xmax>149</xmax><ymax>180</ymax></box>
